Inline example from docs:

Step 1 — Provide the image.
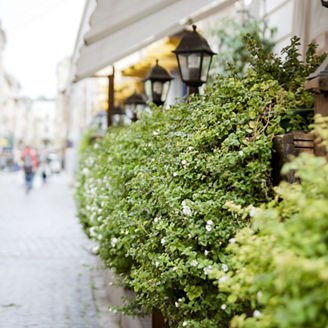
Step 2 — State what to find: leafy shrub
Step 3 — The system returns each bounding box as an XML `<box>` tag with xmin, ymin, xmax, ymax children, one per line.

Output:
<box><xmin>75</xmin><ymin>38</ymin><xmax>323</xmax><ymax>327</ymax></box>
<box><xmin>216</xmin><ymin>116</ymin><xmax>328</xmax><ymax>328</ymax></box>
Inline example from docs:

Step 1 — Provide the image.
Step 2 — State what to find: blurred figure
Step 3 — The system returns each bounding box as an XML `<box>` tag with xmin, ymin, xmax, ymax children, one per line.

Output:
<box><xmin>40</xmin><ymin>159</ymin><xmax>50</xmax><ymax>185</ymax></box>
<box><xmin>21</xmin><ymin>146</ymin><xmax>38</xmax><ymax>193</ymax></box>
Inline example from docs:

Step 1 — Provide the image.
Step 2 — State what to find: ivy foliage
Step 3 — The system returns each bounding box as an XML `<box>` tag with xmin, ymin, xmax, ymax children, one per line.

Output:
<box><xmin>75</xmin><ymin>38</ymin><xmax>323</xmax><ymax>327</ymax></box>
<box><xmin>216</xmin><ymin>116</ymin><xmax>328</xmax><ymax>328</ymax></box>
<box><xmin>205</xmin><ymin>17</ymin><xmax>276</xmax><ymax>75</ymax></box>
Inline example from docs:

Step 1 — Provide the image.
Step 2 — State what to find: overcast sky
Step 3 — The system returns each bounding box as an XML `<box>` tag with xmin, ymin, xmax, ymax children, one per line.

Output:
<box><xmin>0</xmin><ymin>0</ymin><xmax>85</xmax><ymax>99</ymax></box>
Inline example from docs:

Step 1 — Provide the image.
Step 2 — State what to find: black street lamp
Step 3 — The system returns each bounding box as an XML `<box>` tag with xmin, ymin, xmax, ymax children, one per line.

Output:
<box><xmin>173</xmin><ymin>25</ymin><xmax>216</xmax><ymax>95</ymax></box>
<box><xmin>111</xmin><ymin>106</ymin><xmax>126</xmax><ymax>125</ymax></box>
<box><xmin>143</xmin><ymin>60</ymin><xmax>173</xmax><ymax>106</ymax></box>
<box><xmin>124</xmin><ymin>92</ymin><xmax>147</xmax><ymax>122</ymax></box>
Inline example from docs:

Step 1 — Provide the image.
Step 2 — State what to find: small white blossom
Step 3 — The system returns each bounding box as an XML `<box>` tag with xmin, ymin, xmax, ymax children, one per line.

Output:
<box><xmin>98</xmin><ymin>234</ymin><xmax>103</xmax><ymax>240</ymax></box>
<box><xmin>111</xmin><ymin>237</ymin><xmax>118</xmax><ymax>247</ymax></box>
<box><xmin>154</xmin><ymin>217</ymin><xmax>160</xmax><ymax>223</ymax></box>
<box><xmin>188</xmin><ymin>146</ymin><xmax>193</xmax><ymax>151</ymax></box>
<box><xmin>222</xmin><ymin>264</ymin><xmax>229</xmax><ymax>272</ymax></box>
<box><xmin>203</xmin><ymin>266</ymin><xmax>212</xmax><ymax>275</ymax></box>
<box><xmin>257</xmin><ymin>291</ymin><xmax>263</xmax><ymax>301</ymax></box>
<box><xmin>161</xmin><ymin>238</ymin><xmax>165</xmax><ymax>245</ymax></box>
<box><xmin>89</xmin><ymin>227</ymin><xmax>97</xmax><ymax>237</ymax></box>
<box><xmin>155</xmin><ymin>261</ymin><xmax>159</xmax><ymax>268</ymax></box>
<box><xmin>204</xmin><ymin>250</ymin><xmax>209</xmax><ymax>256</ymax></box>
<box><xmin>207</xmin><ymin>220</ymin><xmax>214</xmax><ymax>226</ymax></box>
<box><xmin>175</xmin><ymin>302</ymin><xmax>179</xmax><ymax>308</ymax></box>
<box><xmin>250</xmin><ymin>206</ymin><xmax>256</xmax><ymax>217</ymax></box>
<box><xmin>173</xmin><ymin>172</ymin><xmax>178</xmax><ymax>177</ymax></box>
<box><xmin>181</xmin><ymin>160</ymin><xmax>187</xmax><ymax>165</ymax></box>
<box><xmin>182</xmin><ymin>322</ymin><xmax>187</xmax><ymax>327</ymax></box>
<box><xmin>239</xmin><ymin>150</ymin><xmax>244</xmax><ymax>156</ymax></box>
<box><xmin>221</xmin><ymin>304</ymin><xmax>227</xmax><ymax>310</ymax></box>
<box><xmin>183</xmin><ymin>206</ymin><xmax>192</xmax><ymax>216</ymax></box>
<box><xmin>229</xmin><ymin>238</ymin><xmax>236</xmax><ymax>244</ymax></box>
<box><xmin>94</xmin><ymin>143</ymin><xmax>99</xmax><ymax>149</ymax></box>
<box><xmin>82</xmin><ymin>168</ymin><xmax>89</xmax><ymax>175</ymax></box>
<box><xmin>101</xmin><ymin>201</ymin><xmax>105</xmax><ymax>207</ymax></box>
<box><xmin>153</xmin><ymin>131</ymin><xmax>159</xmax><ymax>136</ymax></box>
<box><xmin>253</xmin><ymin>310</ymin><xmax>261</xmax><ymax>318</ymax></box>
<box><xmin>97</xmin><ymin>216</ymin><xmax>102</xmax><ymax>222</ymax></box>
<box><xmin>191</xmin><ymin>260</ymin><xmax>198</xmax><ymax>267</ymax></box>
<box><xmin>172</xmin><ymin>267</ymin><xmax>178</xmax><ymax>271</ymax></box>
<box><xmin>205</xmin><ymin>225</ymin><xmax>212</xmax><ymax>232</ymax></box>
<box><xmin>219</xmin><ymin>276</ymin><xmax>229</xmax><ymax>283</ymax></box>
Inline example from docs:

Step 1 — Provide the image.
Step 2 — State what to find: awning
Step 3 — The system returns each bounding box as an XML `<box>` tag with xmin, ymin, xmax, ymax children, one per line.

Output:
<box><xmin>74</xmin><ymin>0</ymin><xmax>237</xmax><ymax>81</ymax></box>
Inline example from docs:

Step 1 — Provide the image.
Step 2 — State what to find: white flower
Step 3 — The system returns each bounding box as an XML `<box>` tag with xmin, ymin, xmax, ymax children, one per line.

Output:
<box><xmin>188</xmin><ymin>146</ymin><xmax>193</xmax><ymax>151</ymax></box>
<box><xmin>205</xmin><ymin>225</ymin><xmax>212</xmax><ymax>232</ymax></box>
<box><xmin>175</xmin><ymin>302</ymin><xmax>179</xmax><ymax>308</ymax></box>
<box><xmin>250</xmin><ymin>206</ymin><xmax>256</xmax><ymax>217</ymax></box>
<box><xmin>204</xmin><ymin>250</ymin><xmax>209</xmax><ymax>256</ymax></box>
<box><xmin>101</xmin><ymin>201</ymin><xmax>105</xmax><ymax>207</ymax></box>
<box><xmin>219</xmin><ymin>276</ymin><xmax>229</xmax><ymax>283</ymax></box>
<box><xmin>181</xmin><ymin>160</ymin><xmax>187</xmax><ymax>165</ymax></box>
<box><xmin>183</xmin><ymin>206</ymin><xmax>192</xmax><ymax>216</ymax></box>
<box><xmin>98</xmin><ymin>234</ymin><xmax>103</xmax><ymax>240</ymax></box>
<box><xmin>221</xmin><ymin>304</ymin><xmax>227</xmax><ymax>310</ymax></box>
<box><xmin>154</xmin><ymin>217</ymin><xmax>160</xmax><ymax>223</ymax></box>
<box><xmin>257</xmin><ymin>291</ymin><xmax>262</xmax><ymax>301</ymax></box>
<box><xmin>182</xmin><ymin>322</ymin><xmax>187</xmax><ymax>327</ymax></box>
<box><xmin>207</xmin><ymin>220</ymin><xmax>214</xmax><ymax>226</ymax></box>
<box><xmin>97</xmin><ymin>216</ymin><xmax>102</xmax><ymax>222</ymax></box>
<box><xmin>203</xmin><ymin>266</ymin><xmax>212</xmax><ymax>275</ymax></box>
<box><xmin>222</xmin><ymin>264</ymin><xmax>229</xmax><ymax>272</ymax></box>
<box><xmin>155</xmin><ymin>261</ymin><xmax>159</xmax><ymax>268</ymax></box>
<box><xmin>239</xmin><ymin>150</ymin><xmax>244</xmax><ymax>156</ymax></box>
<box><xmin>82</xmin><ymin>168</ymin><xmax>89</xmax><ymax>175</ymax></box>
<box><xmin>111</xmin><ymin>237</ymin><xmax>118</xmax><ymax>247</ymax></box>
<box><xmin>161</xmin><ymin>238</ymin><xmax>165</xmax><ymax>245</ymax></box>
<box><xmin>89</xmin><ymin>227</ymin><xmax>97</xmax><ymax>237</ymax></box>
<box><xmin>191</xmin><ymin>260</ymin><xmax>198</xmax><ymax>267</ymax></box>
<box><xmin>253</xmin><ymin>310</ymin><xmax>261</xmax><ymax>318</ymax></box>
<box><xmin>153</xmin><ymin>131</ymin><xmax>159</xmax><ymax>136</ymax></box>
<box><xmin>229</xmin><ymin>238</ymin><xmax>236</xmax><ymax>244</ymax></box>
<box><xmin>172</xmin><ymin>267</ymin><xmax>178</xmax><ymax>271</ymax></box>
<box><xmin>178</xmin><ymin>298</ymin><xmax>182</xmax><ymax>302</ymax></box>
<box><xmin>173</xmin><ymin>172</ymin><xmax>178</xmax><ymax>177</ymax></box>
<box><xmin>148</xmin><ymin>143</ymin><xmax>152</xmax><ymax>147</ymax></box>
<box><xmin>94</xmin><ymin>143</ymin><xmax>99</xmax><ymax>149</ymax></box>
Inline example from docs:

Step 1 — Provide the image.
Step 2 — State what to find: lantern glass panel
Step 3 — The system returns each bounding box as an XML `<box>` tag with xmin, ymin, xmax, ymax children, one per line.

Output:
<box><xmin>153</xmin><ymin>81</ymin><xmax>163</xmax><ymax>103</ymax></box>
<box><xmin>161</xmin><ymin>81</ymin><xmax>170</xmax><ymax>102</ymax></box>
<box><xmin>178</xmin><ymin>53</ymin><xmax>202</xmax><ymax>82</ymax></box>
<box><xmin>201</xmin><ymin>54</ymin><xmax>211</xmax><ymax>82</ymax></box>
<box><xmin>144</xmin><ymin>80</ymin><xmax>152</xmax><ymax>99</ymax></box>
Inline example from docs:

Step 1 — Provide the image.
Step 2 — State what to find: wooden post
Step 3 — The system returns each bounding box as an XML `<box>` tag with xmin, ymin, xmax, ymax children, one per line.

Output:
<box><xmin>304</xmin><ymin>56</ymin><xmax>328</xmax><ymax>158</ymax></box>
<box><xmin>152</xmin><ymin>311</ymin><xmax>168</xmax><ymax>328</ymax></box>
<box><xmin>107</xmin><ymin>66</ymin><xmax>115</xmax><ymax>128</ymax></box>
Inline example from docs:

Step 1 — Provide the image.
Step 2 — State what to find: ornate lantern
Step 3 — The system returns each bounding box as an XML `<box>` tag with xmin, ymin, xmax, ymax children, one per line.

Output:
<box><xmin>124</xmin><ymin>92</ymin><xmax>147</xmax><ymax>122</ymax></box>
<box><xmin>173</xmin><ymin>25</ymin><xmax>215</xmax><ymax>94</ymax></box>
<box><xmin>143</xmin><ymin>60</ymin><xmax>173</xmax><ymax>106</ymax></box>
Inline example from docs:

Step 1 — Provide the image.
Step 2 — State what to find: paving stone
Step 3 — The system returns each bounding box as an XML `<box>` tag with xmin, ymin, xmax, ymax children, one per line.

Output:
<box><xmin>0</xmin><ymin>172</ymin><xmax>100</xmax><ymax>328</ymax></box>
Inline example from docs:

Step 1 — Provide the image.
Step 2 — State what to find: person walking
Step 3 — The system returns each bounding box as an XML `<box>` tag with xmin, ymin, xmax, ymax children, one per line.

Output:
<box><xmin>21</xmin><ymin>146</ymin><xmax>38</xmax><ymax>193</ymax></box>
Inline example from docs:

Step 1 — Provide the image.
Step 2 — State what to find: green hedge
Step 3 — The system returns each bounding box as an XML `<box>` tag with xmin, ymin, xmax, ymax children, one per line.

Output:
<box><xmin>216</xmin><ymin>121</ymin><xmax>328</xmax><ymax>327</ymax></box>
<box><xmin>75</xmin><ymin>38</ymin><xmax>324</xmax><ymax>327</ymax></box>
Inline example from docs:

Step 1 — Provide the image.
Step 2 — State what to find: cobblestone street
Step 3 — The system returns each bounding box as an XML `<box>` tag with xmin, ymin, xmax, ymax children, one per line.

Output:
<box><xmin>0</xmin><ymin>172</ymin><xmax>101</xmax><ymax>328</ymax></box>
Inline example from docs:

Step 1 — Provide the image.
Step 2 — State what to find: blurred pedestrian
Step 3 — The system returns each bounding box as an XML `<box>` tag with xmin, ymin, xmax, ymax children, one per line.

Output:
<box><xmin>40</xmin><ymin>160</ymin><xmax>50</xmax><ymax>185</ymax></box>
<box><xmin>21</xmin><ymin>146</ymin><xmax>38</xmax><ymax>193</ymax></box>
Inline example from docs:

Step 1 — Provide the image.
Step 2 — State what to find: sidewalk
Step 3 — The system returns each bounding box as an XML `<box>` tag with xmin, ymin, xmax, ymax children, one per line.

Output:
<box><xmin>0</xmin><ymin>171</ymin><xmax>118</xmax><ymax>328</ymax></box>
